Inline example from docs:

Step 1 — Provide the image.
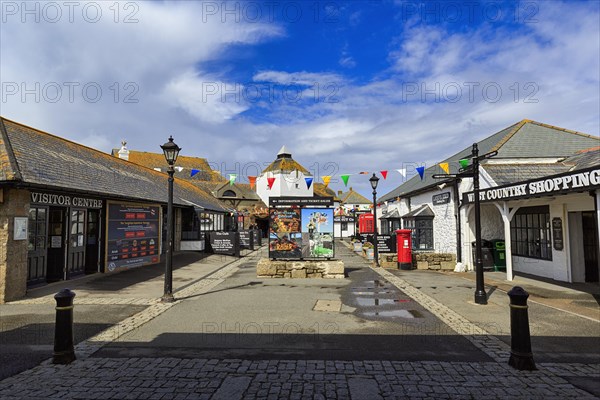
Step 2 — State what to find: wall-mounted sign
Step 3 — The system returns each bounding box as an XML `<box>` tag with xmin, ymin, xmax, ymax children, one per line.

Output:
<box><xmin>463</xmin><ymin>166</ymin><xmax>600</xmax><ymax>204</ymax></box>
<box><xmin>432</xmin><ymin>192</ymin><xmax>451</xmax><ymax>205</ymax></box>
<box><xmin>552</xmin><ymin>217</ymin><xmax>563</xmax><ymax>251</ymax></box>
<box><xmin>105</xmin><ymin>202</ymin><xmax>160</xmax><ymax>272</ymax></box>
<box><xmin>13</xmin><ymin>217</ymin><xmax>27</xmax><ymax>240</ymax></box>
<box><xmin>31</xmin><ymin>192</ymin><xmax>103</xmax><ymax>208</ymax></box>
<box><xmin>209</xmin><ymin>231</ymin><xmax>240</xmax><ymax>257</ymax></box>
<box><xmin>334</xmin><ymin>216</ymin><xmax>355</xmax><ymax>222</ymax></box>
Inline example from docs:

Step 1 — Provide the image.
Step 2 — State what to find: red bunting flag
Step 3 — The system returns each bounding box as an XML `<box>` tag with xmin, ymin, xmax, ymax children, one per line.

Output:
<box><xmin>248</xmin><ymin>176</ymin><xmax>257</xmax><ymax>190</ymax></box>
<box><xmin>267</xmin><ymin>177</ymin><xmax>276</xmax><ymax>189</ymax></box>
<box><xmin>380</xmin><ymin>170</ymin><xmax>388</xmax><ymax>179</ymax></box>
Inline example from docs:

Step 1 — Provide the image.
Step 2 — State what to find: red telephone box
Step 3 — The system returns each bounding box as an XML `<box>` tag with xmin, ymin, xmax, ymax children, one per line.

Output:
<box><xmin>358</xmin><ymin>213</ymin><xmax>374</xmax><ymax>234</ymax></box>
<box><xmin>396</xmin><ymin>229</ymin><xmax>412</xmax><ymax>270</ymax></box>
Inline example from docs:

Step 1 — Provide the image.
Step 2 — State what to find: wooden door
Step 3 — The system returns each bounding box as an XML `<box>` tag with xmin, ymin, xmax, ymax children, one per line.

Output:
<box><xmin>27</xmin><ymin>206</ymin><xmax>48</xmax><ymax>286</ymax></box>
<box><xmin>67</xmin><ymin>209</ymin><xmax>86</xmax><ymax>279</ymax></box>
<box><xmin>582</xmin><ymin>212</ymin><xmax>599</xmax><ymax>282</ymax></box>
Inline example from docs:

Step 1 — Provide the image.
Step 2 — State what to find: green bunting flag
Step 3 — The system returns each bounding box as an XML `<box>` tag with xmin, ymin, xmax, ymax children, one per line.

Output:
<box><xmin>341</xmin><ymin>174</ymin><xmax>350</xmax><ymax>186</ymax></box>
<box><xmin>459</xmin><ymin>159</ymin><xmax>470</xmax><ymax>169</ymax></box>
<box><xmin>229</xmin><ymin>174</ymin><xmax>237</xmax><ymax>186</ymax></box>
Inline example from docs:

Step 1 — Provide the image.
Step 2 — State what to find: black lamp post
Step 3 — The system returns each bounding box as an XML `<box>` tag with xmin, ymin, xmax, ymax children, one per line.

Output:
<box><xmin>369</xmin><ymin>173</ymin><xmax>380</xmax><ymax>267</ymax></box>
<box><xmin>471</xmin><ymin>143</ymin><xmax>487</xmax><ymax>305</ymax></box>
<box><xmin>160</xmin><ymin>136</ymin><xmax>181</xmax><ymax>303</ymax></box>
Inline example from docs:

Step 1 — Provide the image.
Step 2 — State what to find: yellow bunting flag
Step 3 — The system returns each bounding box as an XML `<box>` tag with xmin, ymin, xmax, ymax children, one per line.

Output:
<box><xmin>322</xmin><ymin>176</ymin><xmax>331</xmax><ymax>186</ymax></box>
<box><xmin>439</xmin><ymin>163</ymin><xmax>450</xmax><ymax>174</ymax></box>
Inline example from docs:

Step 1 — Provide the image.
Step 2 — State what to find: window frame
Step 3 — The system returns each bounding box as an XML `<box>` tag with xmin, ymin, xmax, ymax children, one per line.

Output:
<box><xmin>403</xmin><ymin>216</ymin><xmax>434</xmax><ymax>251</ymax></box>
<box><xmin>510</xmin><ymin>206</ymin><xmax>552</xmax><ymax>261</ymax></box>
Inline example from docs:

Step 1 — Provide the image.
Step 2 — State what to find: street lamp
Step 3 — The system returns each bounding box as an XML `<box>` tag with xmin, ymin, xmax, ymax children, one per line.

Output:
<box><xmin>160</xmin><ymin>136</ymin><xmax>181</xmax><ymax>303</ymax></box>
<box><xmin>369</xmin><ymin>173</ymin><xmax>380</xmax><ymax>267</ymax></box>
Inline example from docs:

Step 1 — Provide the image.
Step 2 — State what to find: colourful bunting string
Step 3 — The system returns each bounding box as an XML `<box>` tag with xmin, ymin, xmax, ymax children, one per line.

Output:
<box><xmin>190</xmin><ymin>169</ymin><xmax>200</xmax><ymax>177</ymax></box>
<box><xmin>459</xmin><ymin>158</ymin><xmax>470</xmax><ymax>169</ymax></box>
<box><xmin>396</xmin><ymin>168</ymin><xmax>406</xmax><ymax>177</ymax></box>
<box><xmin>322</xmin><ymin>176</ymin><xmax>331</xmax><ymax>187</ymax></box>
<box><xmin>380</xmin><ymin>170</ymin><xmax>388</xmax><ymax>179</ymax></box>
<box><xmin>439</xmin><ymin>163</ymin><xmax>449</xmax><ymax>174</ymax></box>
<box><xmin>341</xmin><ymin>174</ymin><xmax>350</xmax><ymax>187</ymax></box>
<box><xmin>267</xmin><ymin>177</ymin><xmax>276</xmax><ymax>189</ymax></box>
<box><xmin>416</xmin><ymin>166</ymin><xmax>425</xmax><ymax>180</ymax></box>
<box><xmin>175</xmin><ymin>166</ymin><xmax>184</xmax><ymax>172</ymax></box>
<box><xmin>229</xmin><ymin>174</ymin><xmax>237</xmax><ymax>186</ymax></box>
<box><xmin>359</xmin><ymin>171</ymin><xmax>370</xmax><ymax>175</ymax></box>
<box><xmin>305</xmin><ymin>177</ymin><xmax>313</xmax><ymax>189</ymax></box>
<box><xmin>248</xmin><ymin>176</ymin><xmax>256</xmax><ymax>190</ymax></box>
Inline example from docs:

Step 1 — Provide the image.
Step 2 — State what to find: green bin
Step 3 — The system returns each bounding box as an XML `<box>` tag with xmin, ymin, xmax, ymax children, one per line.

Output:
<box><xmin>491</xmin><ymin>240</ymin><xmax>506</xmax><ymax>271</ymax></box>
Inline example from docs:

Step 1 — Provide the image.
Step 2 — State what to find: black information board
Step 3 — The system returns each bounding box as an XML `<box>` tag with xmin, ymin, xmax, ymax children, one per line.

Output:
<box><xmin>239</xmin><ymin>230</ymin><xmax>254</xmax><ymax>250</ymax></box>
<box><xmin>552</xmin><ymin>217</ymin><xmax>563</xmax><ymax>251</ymax></box>
<box><xmin>376</xmin><ymin>235</ymin><xmax>397</xmax><ymax>253</ymax></box>
<box><xmin>432</xmin><ymin>192</ymin><xmax>451</xmax><ymax>205</ymax></box>
<box><xmin>209</xmin><ymin>231</ymin><xmax>240</xmax><ymax>257</ymax></box>
<box><xmin>252</xmin><ymin>229</ymin><xmax>262</xmax><ymax>247</ymax></box>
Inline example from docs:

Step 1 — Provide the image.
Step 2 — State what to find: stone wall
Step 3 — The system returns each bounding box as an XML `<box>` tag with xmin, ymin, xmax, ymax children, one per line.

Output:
<box><xmin>412</xmin><ymin>252</ymin><xmax>456</xmax><ymax>270</ymax></box>
<box><xmin>0</xmin><ymin>188</ymin><xmax>30</xmax><ymax>303</ymax></box>
<box><xmin>257</xmin><ymin>259</ymin><xmax>344</xmax><ymax>279</ymax></box>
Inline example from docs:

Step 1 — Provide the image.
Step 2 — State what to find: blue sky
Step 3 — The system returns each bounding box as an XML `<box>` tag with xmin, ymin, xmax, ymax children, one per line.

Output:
<box><xmin>1</xmin><ymin>0</ymin><xmax>599</xmax><ymax>198</ymax></box>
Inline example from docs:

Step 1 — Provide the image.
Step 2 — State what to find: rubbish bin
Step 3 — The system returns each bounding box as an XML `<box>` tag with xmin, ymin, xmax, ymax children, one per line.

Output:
<box><xmin>491</xmin><ymin>240</ymin><xmax>506</xmax><ymax>271</ymax></box>
<box><xmin>472</xmin><ymin>240</ymin><xmax>494</xmax><ymax>270</ymax></box>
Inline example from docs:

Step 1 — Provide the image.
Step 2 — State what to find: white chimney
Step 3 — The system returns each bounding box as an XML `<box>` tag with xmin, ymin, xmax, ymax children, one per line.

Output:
<box><xmin>117</xmin><ymin>140</ymin><xmax>129</xmax><ymax>161</ymax></box>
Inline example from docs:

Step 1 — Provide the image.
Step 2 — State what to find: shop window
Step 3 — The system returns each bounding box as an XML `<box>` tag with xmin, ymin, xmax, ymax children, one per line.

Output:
<box><xmin>510</xmin><ymin>206</ymin><xmax>552</xmax><ymax>260</ymax></box>
<box><xmin>28</xmin><ymin>207</ymin><xmax>47</xmax><ymax>252</ymax></box>
<box><xmin>403</xmin><ymin>217</ymin><xmax>434</xmax><ymax>250</ymax></box>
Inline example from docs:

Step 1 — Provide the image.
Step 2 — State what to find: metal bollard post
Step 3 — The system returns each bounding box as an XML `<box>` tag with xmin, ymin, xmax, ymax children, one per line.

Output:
<box><xmin>53</xmin><ymin>288</ymin><xmax>76</xmax><ymax>364</ymax></box>
<box><xmin>507</xmin><ymin>286</ymin><xmax>536</xmax><ymax>370</ymax></box>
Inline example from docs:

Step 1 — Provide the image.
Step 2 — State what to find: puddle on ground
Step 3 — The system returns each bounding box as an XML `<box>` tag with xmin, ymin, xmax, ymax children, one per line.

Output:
<box><xmin>362</xmin><ymin>309</ymin><xmax>423</xmax><ymax>318</ymax></box>
<box><xmin>355</xmin><ymin>297</ymin><xmax>401</xmax><ymax>306</ymax></box>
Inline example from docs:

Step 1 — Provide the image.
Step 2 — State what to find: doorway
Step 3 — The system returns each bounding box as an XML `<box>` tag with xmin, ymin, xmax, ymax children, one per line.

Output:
<box><xmin>46</xmin><ymin>207</ymin><xmax>66</xmax><ymax>282</ymax></box>
<box><xmin>85</xmin><ymin>209</ymin><xmax>100</xmax><ymax>274</ymax></box>
<box><xmin>67</xmin><ymin>209</ymin><xmax>86</xmax><ymax>279</ymax></box>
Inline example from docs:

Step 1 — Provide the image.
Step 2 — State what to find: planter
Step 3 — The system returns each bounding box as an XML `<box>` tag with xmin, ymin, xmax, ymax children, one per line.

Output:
<box><xmin>353</xmin><ymin>242</ymin><xmax>362</xmax><ymax>252</ymax></box>
<box><xmin>366</xmin><ymin>248</ymin><xmax>374</xmax><ymax>260</ymax></box>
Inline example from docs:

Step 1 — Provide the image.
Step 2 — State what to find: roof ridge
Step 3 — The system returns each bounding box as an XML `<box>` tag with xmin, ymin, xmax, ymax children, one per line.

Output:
<box><xmin>527</xmin><ymin>120</ymin><xmax>597</xmax><ymax>139</ymax></box>
<box><xmin>489</xmin><ymin>119</ymin><xmax>529</xmax><ymax>153</ymax></box>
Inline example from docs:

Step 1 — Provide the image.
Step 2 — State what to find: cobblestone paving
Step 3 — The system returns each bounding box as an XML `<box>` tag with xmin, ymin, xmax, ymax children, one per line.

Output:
<box><xmin>1</xmin><ymin>245</ymin><xmax>598</xmax><ymax>399</ymax></box>
<box><xmin>0</xmin><ymin>358</ymin><xmax>597</xmax><ymax>399</ymax></box>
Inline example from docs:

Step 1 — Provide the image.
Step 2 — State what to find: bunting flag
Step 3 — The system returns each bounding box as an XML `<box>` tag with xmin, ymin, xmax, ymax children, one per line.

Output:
<box><xmin>416</xmin><ymin>166</ymin><xmax>425</xmax><ymax>180</ymax></box>
<box><xmin>439</xmin><ymin>162</ymin><xmax>450</xmax><ymax>174</ymax></box>
<box><xmin>267</xmin><ymin>177</ymin><xmax>276</xmax><ymax>189</ymax></box>
<box><xmin>190</xmin><ymin>169</ymin><xmax>200</xmax><ymax>177</ymax></box>
<box><xmin>459</xmin><ymin>158</ymin><xmax>470</xmax><ymax>169</ymax></box>
<box><xmin>322</xmin><ymin>176</ymin><xmax>331</xmax><ymax>187</ymax></box>
<box><xmin>341</xmin><ymin>174</ymin><xmax>350</xmax><ymax>187</ymax></box>
<box><xmin>305</xmin><ymin>177</ymin><xmax>313</xmax><ymax>189</ymax></box>
<box><xmin>248</xmin><ymin>176</ymin><xmax>257</xmax><ymax>190</ymax></box>
<box><xmin>380</xmin><ymin>170</ymin><xmax>388</xmax><ymax>179</ymax></box>
<box><xmin>359</xmin><ymin>171</ymin><xmax>370</xmax><ymax>175</ymax></box>
<box><xmin>229</xmin><ymin>174</ymin><xmax>237</xmax><ymax>186</ymax></box>
<box><xmin>396</xmin><ymin>168</ymin><xmax>406</xmax><ymax>177</ymax></box>
<box><xmin>175</xmin><ymin>166</ymin><xmax>184</xmax><ymax>172</ymax></box>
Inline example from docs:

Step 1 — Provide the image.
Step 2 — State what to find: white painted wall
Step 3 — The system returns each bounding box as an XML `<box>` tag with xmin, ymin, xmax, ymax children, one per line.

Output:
<box><xmin>256</xmin><ymin>170</ymin><xmax>313</xmax><ymax>205</ymax></box>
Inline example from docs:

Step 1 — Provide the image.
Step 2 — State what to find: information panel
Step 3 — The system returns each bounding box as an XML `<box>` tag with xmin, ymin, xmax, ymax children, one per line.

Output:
<box><xmin>209</xmin><ymin>231</ymin><xmax>240</xmax><ymax>256</ymax></box>
<box><xmin>269</xmin><ymin>208</ymin><xmax>302</xmax><ymax>258</ymax></box>
<box><xmin>106</xmin><ymin>202</ymin><xmax>160</xmax><ymax>272</ymax></box>
<box><xmin>238</xmin><ymin>230</ymin><xmax>254</xmax><ymax>250</ymax></box>
<box><xmin>376</xmin><ymin>235</ymin><xmax>397</xmax><ymax>253</ymax></box>
<box><xmin>301</xmin><ymin>208</ymin><xmax>334</xmax><ymax>258</ymax></box>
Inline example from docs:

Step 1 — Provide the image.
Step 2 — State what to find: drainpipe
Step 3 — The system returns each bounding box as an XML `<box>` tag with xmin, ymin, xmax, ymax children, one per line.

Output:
<box><xmin>454</xmin><ymin>180</ymin><xmax>462</xmax><ymax>263</ymax></box>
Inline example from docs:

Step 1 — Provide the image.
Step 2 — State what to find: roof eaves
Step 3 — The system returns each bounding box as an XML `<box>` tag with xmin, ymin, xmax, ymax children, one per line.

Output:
<box><xmin>0</xmin><ymin>117</ymin><xmax>23</xmax><ymax>181</ymax></box>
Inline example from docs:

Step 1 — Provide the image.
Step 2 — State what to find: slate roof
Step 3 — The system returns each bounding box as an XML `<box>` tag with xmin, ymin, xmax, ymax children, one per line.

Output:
<box><xmin>215</xmin><ymin>182</ymin><xmax>262</xmax><ymax>200</ymax></box>
<box><xmin>379</xmin><ymin>120</ymin><xmax>599</xmax><ymax>202</ymax></box>
<box><xmin>0</xmin><ymin>117</ymin><xmax>229</xmax><ymax>212</ymax></box>
<box><xmin>339</xmin><ymin>188</ymin><xmax>371</xmax><ymax>205</ymax></box>
<box><xmin>313</xmin><ymin>183</ymin><xmax>339</xmax><ymax>201</ymax></box>
<box><xmin>111</xmin><ymin>149</ymin><xmax>225</xmax><ymax>183</ymax></box>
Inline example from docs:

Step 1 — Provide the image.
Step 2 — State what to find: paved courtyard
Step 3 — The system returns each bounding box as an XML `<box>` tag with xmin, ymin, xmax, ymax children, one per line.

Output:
<box><xmin>0</xmin><ymin>243</ymin><xmax>598</xmax><ymax>399</ymax></box>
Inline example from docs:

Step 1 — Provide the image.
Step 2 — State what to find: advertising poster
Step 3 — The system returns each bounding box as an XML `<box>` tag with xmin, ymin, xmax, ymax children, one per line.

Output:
<box><xmin>269</xmin><ymin>208</ymin><xmax>302</xmax><ymax>258</ymax></box>
<box><xmin>301</xmin><ymin>208</ymin><xmax>334</xmax><ymax>258</ymax></box>
<box><xmin>106</xmin><ymin>202</ymin><xmax>160</xmax><ymax>272</ymax></box>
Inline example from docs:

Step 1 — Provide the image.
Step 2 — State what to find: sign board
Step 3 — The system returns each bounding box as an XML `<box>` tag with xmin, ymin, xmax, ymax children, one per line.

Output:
<box><xmin>13</xmin><ymin>217</ymin><xmax>28</xmax><ymax>240</ymax></box>
<box><xmin>270</xmin><ymin>196</ymin><xmax>334</xmax><ymax>207</ymax></box>
<box><xmin>238</xmin><ymin>230</ymin><xmax>254</xmax><ymax>250</ymax></box>
<box><xmin>301</xmin><ymin>208</ymin><xmax>334</xmax><ymax>258</ymax></box>
<box><xmin>252</xmin><ymin>229</ymin><xmax>262</xmax><ymax>247</ymax></box>
<box><xmin>432</xmin><ymin>192</ymin><xmax>451</xmax><ymax>205</ymax></box>
<box><xmin>334</xmin><ymin>216</ymin><xmax>355</xmax><ymax>222</ymax></box>
<box><xmin>209</xmin><ymin>231</ymin><xmax>240</xmax><ymax>257</ymax></box>
<box><xmin>269</xmin><ymin>208</ymin><xmax>302</xmax><ymax>258</ymax></box>
<box><xmin>463</xmin><ymin>166</ymin><xmax>600</xmax><ymax>204</ymax></box>
<box><xmin>31</xmin><ymin>192</ymin><xmax>102</xmax><ymax>208</ymax></box>
<box><xmin>552</xmin><ymin>218</ymin><xmax>564</xmax><ymax>251</ymax></box>
<box><xmin>376</xmin><ymin>235</ymin><xmax>397</xmax><ymax>253</ymax></box>
<box><xmin>105</xmin><ymin>202</ymin><xmax>160</xmax><ymax>272</ymax></box>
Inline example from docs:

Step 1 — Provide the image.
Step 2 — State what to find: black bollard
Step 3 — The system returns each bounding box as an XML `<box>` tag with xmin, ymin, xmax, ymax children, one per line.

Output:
<box><xmin>507</xmin><ymin>286</ymin><xmax>536</xmax><ymax>370</ymax></box>
<box><xmin>53</xmin><ymin>288</ymin><xmax>76</xmax><ymax>364</ymax></box>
